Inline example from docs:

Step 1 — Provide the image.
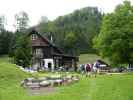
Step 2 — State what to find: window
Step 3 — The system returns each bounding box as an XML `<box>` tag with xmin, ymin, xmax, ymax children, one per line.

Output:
<box><xmin>35</xmin><ymin>49</ymin><xmax>42</xmax><ymax>55</ymax></box>
<box><xmin>32</xmin><ymin>34</ymin><xmax>37</xmax><ymax>40</ymax></box>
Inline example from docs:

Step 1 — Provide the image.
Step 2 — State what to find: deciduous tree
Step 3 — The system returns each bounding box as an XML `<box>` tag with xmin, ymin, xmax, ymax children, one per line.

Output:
<box><xmin>93</xmin><ymin>1</ymin><xmax>133</xmax><ymax>65</ymax></box>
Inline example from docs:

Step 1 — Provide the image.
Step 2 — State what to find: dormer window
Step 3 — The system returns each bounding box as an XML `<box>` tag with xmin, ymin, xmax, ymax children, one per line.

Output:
<box><xmin>32</xmin><ymin>34</ymin><xmax>37</xmax><ymax>40</ymax></box>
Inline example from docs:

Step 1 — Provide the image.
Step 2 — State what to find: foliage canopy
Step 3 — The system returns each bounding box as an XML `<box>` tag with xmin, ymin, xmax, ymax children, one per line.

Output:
<box><xmin>37</xmin><ymin>7</ymin><xmax>102</xmax><ymax>55</ymax></box>
<box><xmin>94</xmin><ymin>1</ymin><xmax>133</xmax><ymax>65</ymax></box>
<box><xmin>14</xmin><ymin>36</ymin><xmax>32</xmax><ymax>67</ymax></box>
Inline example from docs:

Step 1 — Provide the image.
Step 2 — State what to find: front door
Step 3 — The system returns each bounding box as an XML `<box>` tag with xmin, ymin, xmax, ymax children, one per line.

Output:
<box><xmin>48</xmin><ymin>62</ymin><xmax>52</xmax><ymax>70</ymax></box>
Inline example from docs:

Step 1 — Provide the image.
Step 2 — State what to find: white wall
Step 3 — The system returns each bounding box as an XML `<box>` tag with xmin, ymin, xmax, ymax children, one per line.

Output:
<box><xmin>43</xmin><ymin>59</ymin><xmax>54</xmax><ymax>71</ymax></box>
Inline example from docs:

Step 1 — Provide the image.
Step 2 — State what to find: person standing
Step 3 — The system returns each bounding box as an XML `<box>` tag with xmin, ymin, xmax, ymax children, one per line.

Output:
<box><xmin>85</xmin><ymin>64</ymin><xmax>92</xmax><ymax>77</ymax></box>
<box><xmin>92</xmin><ymin>61</ymin><xmax>100</xmax><ymax>77</ymax></box>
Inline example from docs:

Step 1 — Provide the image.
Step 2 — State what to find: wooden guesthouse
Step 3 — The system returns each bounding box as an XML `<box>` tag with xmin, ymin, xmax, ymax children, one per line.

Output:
<box><xmin>28</xmin><ymin>30</ymin><xmax>78</xmax><ymax>71</ymax></box>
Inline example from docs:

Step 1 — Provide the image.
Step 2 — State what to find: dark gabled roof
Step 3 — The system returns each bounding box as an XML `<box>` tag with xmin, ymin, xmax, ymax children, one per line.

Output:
<box><xmin>29</xmin><ymin>29</ymin><xmax>63</xmax><ymax>54</ymax></box>
<box><xmin>97</xmin><ymin>59</ymin><xmax>110</xmax><ymax>67</ymax></box>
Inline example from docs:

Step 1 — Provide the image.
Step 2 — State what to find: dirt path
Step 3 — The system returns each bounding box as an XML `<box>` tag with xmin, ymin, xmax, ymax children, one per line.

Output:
<box><xmin>26</xmin><ymin>87</ymin><xmax>58</xmax><ymax>95</ymax></box>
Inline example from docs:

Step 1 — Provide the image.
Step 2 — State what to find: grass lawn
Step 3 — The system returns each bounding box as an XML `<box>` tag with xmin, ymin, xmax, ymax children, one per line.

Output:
<box><xmin>0</xmin><ymin>61</ymin><xmax>133</xmax><ymax>100</ymax></box>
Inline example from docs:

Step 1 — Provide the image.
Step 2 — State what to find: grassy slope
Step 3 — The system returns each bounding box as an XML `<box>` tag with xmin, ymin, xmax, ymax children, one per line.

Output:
<box><xmin>0</xmin><ymin>56</ymin><xmax>29</xmax><ymax>100</ymax></box>
<box><xmin>79</xmin><ymin>53</ymin><xmax>110</xmax><ymax>64</ymax></box>
<box><xmin>0</xmin><ymin>56</ymin><xmax>133</xmax><ymax>100</ymax></box>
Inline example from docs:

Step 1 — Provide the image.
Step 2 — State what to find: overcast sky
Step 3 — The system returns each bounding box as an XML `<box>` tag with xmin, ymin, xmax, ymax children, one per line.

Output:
<box><xmin>0</xmin><ymin>0</ymin><xmax>132</xmax><ymax>31</ymax></box>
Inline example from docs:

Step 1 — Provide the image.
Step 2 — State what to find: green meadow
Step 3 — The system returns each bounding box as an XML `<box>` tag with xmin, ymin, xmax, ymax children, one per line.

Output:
<box><xmin>78</xmin><ymin>53</ymin><xmax>109</xmax><ymax>64</ymax></box>
<box><xmin>0</xmin><ymin>55</ymin><xmax>133</xmax><ymax>100</ymax></box>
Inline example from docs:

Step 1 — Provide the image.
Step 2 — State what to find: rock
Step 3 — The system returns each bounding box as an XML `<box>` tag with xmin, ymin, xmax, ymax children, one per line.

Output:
<box><xmin>28</xmin><ymin>82</ymin><xmax>40</xmax><ymax>89</ymax></box>
<box><xmin>21</xmin><ymin>75</ymin><xmax>80</xmax><ymax>89</ymax></box>
<box><xmin>67</xmin><ymin>79</ymin><xmax>73</xmax><ymax>84</ymax></box>
<box><xmin>51</xmin><ymin>79</ymin><xmax>63</xmax><ymax>86</ymax></box>
<box><xmin>26</xmin><ymin>82</ymin><xmax>33</xmax><ymax>86</ymax></box>
<box><xmin>38</xmin><ymin>77</ymin><xmax>47</xmax><ymax>81</ymax></box>
<box><xmin>40</xmin><ymin>80</ymin><xmax>50</xmax><ymax>87</ymax></box>
<box><xmin>72</xmin><ymin>78</ymin><xmax>79</xmax><ymax>81</ymax></box>
<box><xmin>27</xmin><ymin>78</ymin><xmax>35</xmax><ymax>81</ymax></box>
<box><xmin>50</xmin><ymin>75</ymin><xmax>61</xmax><ymax>79</ymax></box>
<box><xmin>55</xmin><ymin>79</ymin><xmax>63</xmax><ymax>83</ymax></box>
<box><xmin>66</xmin><ymin>75</ymin><xmax>72</xmax><ymax>79</ymax></box>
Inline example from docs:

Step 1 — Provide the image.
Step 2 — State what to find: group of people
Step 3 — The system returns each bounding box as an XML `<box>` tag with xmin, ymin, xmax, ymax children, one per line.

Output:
<box><xmin>79</xmin><ymin>60</ymin><xmax>101</xmax><ymax>77</ymax></box>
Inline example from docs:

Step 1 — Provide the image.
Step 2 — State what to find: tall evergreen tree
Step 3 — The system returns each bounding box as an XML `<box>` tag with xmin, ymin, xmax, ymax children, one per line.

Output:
<box><xmin>0</xmin><ymin>31</ymin><xmax>14</xmax><ymax>55</ymax></box>
<box><xmin>14</xmin><ymin>36</ymin><xmax>32</xmax><ymax>68</ymax></box>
